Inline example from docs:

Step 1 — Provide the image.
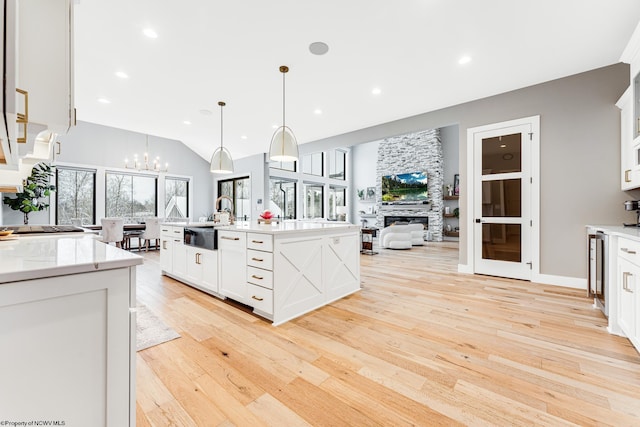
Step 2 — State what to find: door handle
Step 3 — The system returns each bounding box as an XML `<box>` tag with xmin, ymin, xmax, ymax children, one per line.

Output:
<box><xmin>623</xmin><ymin>272</ymin><xmax>633</xmax><ymax>292</ymax></box>
<box><xmin>475</xmin><ymin>219</ymin><xmax>482</xmax><ymax>223</ymax></box>
<box><xmin>162</xmin><ymin>240</ymin><xmax>167</xmax><ymax>250</ymax></box>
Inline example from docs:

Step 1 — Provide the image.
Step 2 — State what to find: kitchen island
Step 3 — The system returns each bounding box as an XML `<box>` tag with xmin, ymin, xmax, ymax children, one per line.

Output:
<box><xmin>0</xmin><ymin>235</ymin><xmax>142</xmax><ymax>426</ymax></box>
<box><xmin>161</xmin><ymin>221</ymin><xmax>361</xmax><ymax>325</ymax></box>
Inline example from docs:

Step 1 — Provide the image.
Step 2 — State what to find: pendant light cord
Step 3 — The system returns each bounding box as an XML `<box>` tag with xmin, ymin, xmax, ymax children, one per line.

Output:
<box><xmin>282</xmin><ymin>70</ymin><xmax>286</xmax><ymax>128</ymax></box>
<box><xmin>220</xmin><ymin>103</ymin><xmax>224</xmax><ymax>151</ymax></box>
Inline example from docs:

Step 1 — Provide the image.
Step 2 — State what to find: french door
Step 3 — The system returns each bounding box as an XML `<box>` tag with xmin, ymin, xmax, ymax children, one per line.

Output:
<box><xmin>469</xmin><ymin>117</ymin><xmax>539</xmax><ymax>280</ymax></box>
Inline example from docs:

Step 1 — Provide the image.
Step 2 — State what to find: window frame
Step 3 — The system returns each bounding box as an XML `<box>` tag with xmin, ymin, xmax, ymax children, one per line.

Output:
<box><xmin>105</xmin><ymin>171</ymin><xmax>158</xmax><ymax>222</ymax></box>
<box><xmin>217</xmin><ymin>175</ymin><xmax>251</xmax><ymax>221</ymax></box>
<box><xmin>269</xmin><ymin>177</ymin><xmax>297</xmax><ymax>220</ymax></box>
<box><xmin>164</xmin><ymin>176</ymin><xmax>190</xmax><ymax>220</ymax></box>
<box><xmin>302</xmin><ymin>152</ymin><xmax>324</xmax><ymax>177</ymax></box>
<box><xmin>303</xmin><ymin>182</ymin><xmax>324</xmax><ymax>219</ymax></box>
<box><xmin>55</xmin><ymin>166</ymin><xmax>97</xmax><ymax>225</ymax></box>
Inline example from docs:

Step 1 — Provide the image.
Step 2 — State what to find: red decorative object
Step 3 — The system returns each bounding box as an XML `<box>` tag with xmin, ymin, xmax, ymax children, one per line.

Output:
<box><xmin>260</xmin><ymin>210</ymin><xmax>274</xmax><ymax>219</ymax></box>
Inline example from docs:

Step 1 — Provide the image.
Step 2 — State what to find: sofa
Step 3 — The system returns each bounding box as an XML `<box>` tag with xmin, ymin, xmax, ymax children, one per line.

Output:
<box><xmin>379</xmin><ymin>225</ymin><xmax>413</xmax><ymax>249</ymax></box>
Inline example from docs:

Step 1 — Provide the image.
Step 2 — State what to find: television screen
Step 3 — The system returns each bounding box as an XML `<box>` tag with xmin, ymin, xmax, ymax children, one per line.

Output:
<box><xmin>381</xmin><ymin>172</ymin><xmax>428</xmax><ymax>202</ymax></box>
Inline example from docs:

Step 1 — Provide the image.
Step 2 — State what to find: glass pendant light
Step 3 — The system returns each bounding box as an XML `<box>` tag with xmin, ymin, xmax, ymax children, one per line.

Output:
<box><xmin>269</xmin><ymin>65</ymin><xmax>299</xmax><ymax>162</ymax></box>
<box><xmin>210</xmin><ymin>101</ymin><xmax>234</xmax><ymax>174</ymax></box>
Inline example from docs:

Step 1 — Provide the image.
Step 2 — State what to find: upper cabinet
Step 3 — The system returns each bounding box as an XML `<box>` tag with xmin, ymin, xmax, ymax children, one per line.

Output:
<box><xmin>0</xmin><ymin>0</ymin><xmax>74</xmax><ymax>192</ymax></box>
<box><xmin>619</xmin><ymin>21</ymin><xmax>640</xmax><ymax>190</ymax></box>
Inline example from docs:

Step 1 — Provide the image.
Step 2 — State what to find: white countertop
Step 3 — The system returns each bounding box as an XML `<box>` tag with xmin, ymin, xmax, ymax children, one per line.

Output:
<box><xmin>162</xmin><ymin>220</ymin><xmax>360</xmax><ymax>235</ymax></box>
<box><xmin>218</xmin><ymin>220</ymin><xmax>360</xmax><ymax>235</ymax></box>
<box><xmin>587</xmin><ymin>225</ymin><xmax>640</xmax><ymax>241</ymax></box>
<box><xmin>0</xmin><ymin>235</ymin><xmax>143</xmax><ymax>283</ymax></box>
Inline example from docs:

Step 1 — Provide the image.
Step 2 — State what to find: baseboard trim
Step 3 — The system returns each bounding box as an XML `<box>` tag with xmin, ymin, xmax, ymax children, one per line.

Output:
<box><xmin>532</xmin><ymin>273</ymin><xmax>586</xmax><ymax>290</ymax></box>
<box><xmin>457</xmin><ymin>263</ymin><xmax>473</xmax><ymax>274</ymax></box>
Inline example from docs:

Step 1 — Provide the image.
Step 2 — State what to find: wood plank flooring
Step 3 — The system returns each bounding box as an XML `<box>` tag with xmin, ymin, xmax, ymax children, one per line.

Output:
<box><xmin>135</xmin><ymin>242</ymin><xmax>640</xmax><ymax>426</ymax></box>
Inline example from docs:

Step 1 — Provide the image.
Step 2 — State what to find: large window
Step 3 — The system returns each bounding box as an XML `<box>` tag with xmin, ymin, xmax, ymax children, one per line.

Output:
<box><xmin>106</xmin><ymin>172</ymin><xmax>157</xmax><ymax>222</ymax></box>
<box><xmin>302</xmin><ymin>152</ymin><xmax>324</xmax><ymax>176</ymax></box>
<box><xmin>218</xmin><ymin>176</ymin><xmax>251</xmax><ymax>221</ymax></box>
<box><xmin>269</xmin><ymin>178</ymin><xmax>296</xmax><ymax>219</ymax></box>
<box><xmin>304</xmin><ymin>183</ymin><xmax>324</xmax><ymax>219</ymax></box>
<box><xmin>165</xmin><ymin>177</ymin><xmax>189</xmax><ymax>220</ymax></box>
<box><xmin>329</xmin><ymin>186</ymin><xmax>346</xmax><ymax>220</ymax></box>
<box><xmin>269</xmin><ymin>160</ymin><xmax>296</xmax><ymax>172</ymax></box>
<box><xmin>56</xmin><ymin>167</ymin><xmax>96</xmax><ymax>225</ymax></box>
<box><xmin>329</xmin><ymin>149</ymin><xmax>346</xmax><ymax>180</ymax></box>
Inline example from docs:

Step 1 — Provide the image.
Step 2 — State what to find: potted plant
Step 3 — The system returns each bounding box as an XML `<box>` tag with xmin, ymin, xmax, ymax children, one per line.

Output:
<box><xmin>3</xmin><ymin>163</ymin><xmax>56</xmax><ymax>225</ymax></box>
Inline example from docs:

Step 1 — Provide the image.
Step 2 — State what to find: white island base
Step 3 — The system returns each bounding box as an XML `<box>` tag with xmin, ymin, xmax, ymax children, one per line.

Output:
<box><xmin>162</xmin><ymin>221</ymin><xmax>361</xmax><ymax>325</ymax></box>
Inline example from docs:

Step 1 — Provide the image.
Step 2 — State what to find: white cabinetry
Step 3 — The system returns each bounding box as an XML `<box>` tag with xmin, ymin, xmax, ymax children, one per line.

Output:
<box><xmin>0</xmin><ymin>267</ymin><xmax>135</xmax><ymax>426</ymax></box>
<box><xmin>620</xmin><ymin>23</ymin><xmax>640</xmax><ymax>190</ymax></box>
<box><xmin>247</xmin><ymin>233</ymin><xmax>274</xmax><ymax>316</ymax></box>
<box><xmin>616</xmin><ymin>237</ymin><xmax>639</xmax><ymax>350</ymax></box>
<box><xmin>160</xmin><ymin>225</ymin><xmax>219</xmax><ymax>295</ymax></box>
<box><xmin>218</xmin><ymin>230</ymin><xmax>247</xmax><ymax>304</ymax></box>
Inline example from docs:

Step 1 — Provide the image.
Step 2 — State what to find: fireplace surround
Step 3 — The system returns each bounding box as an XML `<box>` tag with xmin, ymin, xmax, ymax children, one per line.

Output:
<box><xmin>384</xmin><ymin>216</ymin><xmax>429</xmax><ymax>228</ymax></box>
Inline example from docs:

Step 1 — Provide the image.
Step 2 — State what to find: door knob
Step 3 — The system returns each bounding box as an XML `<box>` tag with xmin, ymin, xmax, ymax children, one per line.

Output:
<box><xmin>475</xmin><ymin>219</ymin><xmax>482</xmax><ymax>223</ymax></box>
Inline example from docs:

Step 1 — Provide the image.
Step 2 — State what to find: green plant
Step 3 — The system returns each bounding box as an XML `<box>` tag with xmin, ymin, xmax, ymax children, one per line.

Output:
<box><xmin>453</xmin><ymin>207</ymin><xmax>459</xmax><ymax>218</ymax></box>
<box><xmin>3</xmin><ymin>163</ymin><xmax>56</xmax><ymax>224</ymax></box>
<box><xmin>357</xmin><ymin>189</ymin><xmax>364</xmax><ymax>200</ymax></box>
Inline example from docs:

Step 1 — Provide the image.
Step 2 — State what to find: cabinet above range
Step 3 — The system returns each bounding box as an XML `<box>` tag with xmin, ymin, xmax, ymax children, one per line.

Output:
<box><xmin>0</xmin><ymin>0</ymin><xmax>75</xmax><ymax>192</ymax></box>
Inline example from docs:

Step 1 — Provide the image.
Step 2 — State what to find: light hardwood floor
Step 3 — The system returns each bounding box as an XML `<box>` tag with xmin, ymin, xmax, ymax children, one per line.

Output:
<box><xmin>135</xmin><ymin>241</ymin><xmax>640</xmax><ymax>426</ymax></box>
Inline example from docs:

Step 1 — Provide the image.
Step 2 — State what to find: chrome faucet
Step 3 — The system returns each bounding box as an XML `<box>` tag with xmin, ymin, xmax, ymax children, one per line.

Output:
<box><xmin>215</xmin><ymin>195</ymin><xmax>235</xmax><ymax>224</ymax></box>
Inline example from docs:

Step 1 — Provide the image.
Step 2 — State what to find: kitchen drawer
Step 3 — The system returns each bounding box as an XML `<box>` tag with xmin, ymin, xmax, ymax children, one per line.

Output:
<box><xmin>247</xmin><ymin>249</ymin><xmax>273</xmax><ymax>270</ymax></box>
<box><xmin>247</xmin><ymin>266</ymin><xmax>273</xmax><ymax>289</ymax></box>
<box><xmin>161</xmin><ymin>225</ymin><xmax>184</xmax><ymax>240</ymax></box>
<box><xmin>247</xmin><ymin>233</ymin><xmax>273</xmax><ymax>252</ymax></box>
<box><xmin>218</xmin><ymin>230</ymin><xmax>246</xmax><ymax>250</ymax></box>
<box><xmin>618</xmin><ymin>237</ymin><xmax>640</xmax><ymax>265</ymax></box>
<box><xmin>247</xmin><ymin>283</ymin><xmax>273</xmax><ymax>315</ymax></box>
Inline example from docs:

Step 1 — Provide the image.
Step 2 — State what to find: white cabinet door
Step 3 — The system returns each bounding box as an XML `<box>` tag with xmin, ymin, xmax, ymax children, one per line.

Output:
<box><xmin>160</xmin><ymin>237</ymin><xmax>173</xmax><ymax>274</ymax></box>
<box><xmin>0</xmin><ymin>268</ymin><xmax>133</xmax><ymax>425</ymax></box>
<box><xmin>17</xmin><ymin>0</ymin><xmax>74</xmax><ymax>134</ymax></box>
<box><xmin>172</xmin><ymin>240</ymin><xmax>187</xmax><ymax>278</ymax></box>
<box><xmin>618</xmin><ymin>257</ymin><xmax>637</xmax><ymax>340</ymax></box>
<box><xmin>185</xmin><ymin>246</ymin><xmax>203</xmax><ymax>285</ymax></box>
<box><xmin>219</xmin><ymin>231</ymin><xmax>247</xmax><ymax>304</ymax></box>
<box><xmin>201</xmin><ymin>250</ymin><xmax>219</xmax><ymax>293</ymax></box>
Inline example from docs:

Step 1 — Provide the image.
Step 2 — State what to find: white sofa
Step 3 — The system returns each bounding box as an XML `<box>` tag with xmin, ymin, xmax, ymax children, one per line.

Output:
<box><xmin>405</xmin><ymin>223</ymin><xmax>425</xmax><ymax>246</ymax></box>
<box><xmin>379</xmin><ymin>225</ymin><xmax>412</xmax><ymax>249</ymax></box>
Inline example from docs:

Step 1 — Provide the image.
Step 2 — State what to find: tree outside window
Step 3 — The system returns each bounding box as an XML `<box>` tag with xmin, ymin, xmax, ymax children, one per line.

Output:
<box><xmin>56</xmin><ymin>167</ymin><xmax>96</xmax><ymax>225</ymax></box>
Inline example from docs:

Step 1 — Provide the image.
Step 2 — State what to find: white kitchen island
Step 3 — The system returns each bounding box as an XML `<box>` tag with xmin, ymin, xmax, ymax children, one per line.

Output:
<box><xmin>161</xmin><ymin>221</ymin><xmax>361</xmax><ymax>325</ymax></box>
<box><xmin>0</xmin><ymin>235</ymin><xmax>142</xmax><ymax>427</ymax></box>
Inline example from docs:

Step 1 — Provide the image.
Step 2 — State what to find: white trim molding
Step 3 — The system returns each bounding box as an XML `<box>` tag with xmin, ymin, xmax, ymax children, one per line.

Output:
<box><xmin>532</xmin><ymin>273</ymin><xmax>587</xmax><ymax>290</ymax></box>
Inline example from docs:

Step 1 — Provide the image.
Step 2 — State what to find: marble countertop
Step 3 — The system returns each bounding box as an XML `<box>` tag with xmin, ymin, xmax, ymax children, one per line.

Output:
<box><xmin>218</xmin><ymin>220</ymin><xmax>360</xmax><ymax>235</ymax></box>
<box><xmin>0</xmin><ymin>235</ymin><xmax>143</xmax><ymax>284</ymax></box>
<box><xmin>587</xmin><ymin>225</ymin><xmax>640</xmax><ymax>241</ymax></box>
<box><xmin>163</xmin><ymin>220</ymin><xmax>360</xmax><ymax>234</ymax></box>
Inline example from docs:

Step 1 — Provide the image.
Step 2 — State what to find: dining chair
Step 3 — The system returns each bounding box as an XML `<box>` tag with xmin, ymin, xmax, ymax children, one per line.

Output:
<box><xmin>140</xmin><ymin>217</ymin><xmax>161</xmax><ymax>251</ymax></box>
<box><xmin>101</xmin><ymin>217</ymin><xmax>124</xmax><ymax>248</ymax></box>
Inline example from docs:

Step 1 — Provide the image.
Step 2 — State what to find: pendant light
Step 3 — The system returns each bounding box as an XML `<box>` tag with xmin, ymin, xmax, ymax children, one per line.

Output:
<box><xmin>269</xmin><ymin>65</ymin><xmax>299</xmax><ymax>162</ymax></box>
<box><xmin>210</xmin><ymin>101</ymin><xmax>234</xmax><ymax>174</ymax></box>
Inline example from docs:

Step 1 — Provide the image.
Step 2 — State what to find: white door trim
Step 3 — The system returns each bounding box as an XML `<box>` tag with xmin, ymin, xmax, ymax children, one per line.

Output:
<box><xmin>465</xmin><ymin>115</ymin><xmax>540</xmax><ymax>279</ymax></box>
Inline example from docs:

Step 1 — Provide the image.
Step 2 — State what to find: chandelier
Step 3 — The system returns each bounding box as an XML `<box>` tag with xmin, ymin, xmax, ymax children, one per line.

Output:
<box><xmin>124</xmin><ymin>134</ymin><xmax>168</xmax><ymax>172</ymax></box>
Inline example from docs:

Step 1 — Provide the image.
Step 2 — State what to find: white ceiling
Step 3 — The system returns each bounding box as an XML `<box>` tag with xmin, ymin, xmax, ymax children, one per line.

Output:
<box><xmin>74</xmin><ymin>1</ymin><xmax>640</xmax><ymax>163</ymax></box>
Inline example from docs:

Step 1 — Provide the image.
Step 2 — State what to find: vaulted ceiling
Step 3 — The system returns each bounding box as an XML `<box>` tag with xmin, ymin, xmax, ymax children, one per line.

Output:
<box><xmin>74</xmin><ymin>1</ymin><xmax>640</xmax><ymax>161</ymax></box>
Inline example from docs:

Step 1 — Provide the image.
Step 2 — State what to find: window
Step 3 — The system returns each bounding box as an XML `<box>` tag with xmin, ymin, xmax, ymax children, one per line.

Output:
<box><xmin>302</xmin><ymin>152</ymin><xmax>323</xmax><ymax>176</ymax></box>
<box><xmin>106</xmin><ymin>172</ymin><xmax>157</xmax><ymax>222</ymax></box>
<box><xmin>165</xmin><ymin>177</ymin><xmax>189</xmax><ymax>220</ymax></box>
<box><xmin>56</xmin><ymin>167</ymin><xmax>96</xmax><ymax>225</ymax></box>
<box><xmin>218</xmin><ymin>176</ymin><xmax>251</xmax><ymax>220</ymax></box>
<box><xmin>269</xmin><ymin>160</ymin><xmax>296</xmax><ymax>172</ymax></box>
<box><xmin>329</xmin><ymin>149</ymin><xmax>346</xmax><ymax>180</ymax></box>
<box><xmin>328</xmin><ymin>186</ymin><xmax>346</xmax><ymax>220</ymax></box>
<box><xmin>304</xmin><ymin>183</ymin><xmax>324</xmax><ymax>218</ymax></box>
<box><xmin>269</xmin><ymin>178</ymin><xmax>296</xmax><ymax>219</ymax></box>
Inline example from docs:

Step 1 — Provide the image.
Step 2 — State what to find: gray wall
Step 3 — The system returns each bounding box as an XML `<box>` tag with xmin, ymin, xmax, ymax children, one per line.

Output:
<box><xmin>1</xmin><ymin>121</ymin><xmax>214</xmax><ymax>225</ymax></box>
<box><xmin>298</xmin><ymin>63</ymin><xmax>637</xmax><ymax>279</ymax></box>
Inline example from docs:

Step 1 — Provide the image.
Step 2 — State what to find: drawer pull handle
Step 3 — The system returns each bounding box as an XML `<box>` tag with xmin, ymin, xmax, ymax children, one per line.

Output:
<box><xmin>621</xmin><ymin>247</ymin><xmax>637</xmax><ymax>254</ymax></box>
<box><xmin>623</xmin><ymin>271</ymin><xmax>634</xmax><ymax>292</ymax></box>
<box><xmin>252</xmin><ymin>240</ymin><xmax>264</xmax><ymax>244</ymax></box>
<box><xmin>174</xmin><ymin>230</ymin><xmax>181</xmax><ymax>233</ymax></box>
<box><xmin>222</xmin><ymin>236</ymin><xmax>240</xmax><ymax>241</ymax></box>
<box><xmin>174</xmin><ymin>239</ymin><xmax>181</xmax><ymax>243</ymax></box>
<box><xmin>163</xmin><ymin>241</ymin><xmax>167</xmax><ymax>250</ymax></box>
<box><xmin>251</xmin><ymin>295</ymin><xmax>264</xmax><ymax>301</ymax></box>
<box><xmin>251</xmin><ymin>274</ymin><xmax>264</xmax><ymax>280</ymax></box>
<box><xmin>251</xmin><ymin>257</ymin><xmax>264</xmax><ymax>262</ymax></box>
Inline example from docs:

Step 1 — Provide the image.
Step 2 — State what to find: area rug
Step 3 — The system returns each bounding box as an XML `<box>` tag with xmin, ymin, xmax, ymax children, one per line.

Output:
<box><xmin>136</xmin><ymin>304</ymin><xmax>181</xmax><ymax>351</ymax></box>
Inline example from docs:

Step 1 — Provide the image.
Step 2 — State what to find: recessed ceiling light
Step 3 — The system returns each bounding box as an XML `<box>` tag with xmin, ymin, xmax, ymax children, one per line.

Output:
<box><xmin>500</xmin><ymin>144</ymin><xmax>507</xmax><ymax>148</ymax></box>
<box><xmin>458</xmin><ymin>56</ymin><xmax>472</xmax><ymax>65</ymax></box>
<box><xmin>143</xmin><ymin>28</ymin><xmax>158</xmax><ymax>39</ymax></box>
<box><xmin>115</xmin><ymin>71</ymin><xmax>129</xmax><ymax>79</ymax></box>
<box><xmin>183</xmin><ymin>120</ymin><xmax>191</xmax><ymax>125</ymax></box>
<box><xmin>371</xmin><ymin>87</ymin><xmax>381</xmax><ymax>95</ymax></box>
<box><xmin>199</xmin><ymin>109</ymin><xmax>212</xmax><ymax>115</ymax></box>
<box><xmin>314</xmin><ymin>109</ymin><xmax>322</xmax><ymax>115</ymax></box>
<box><xmin>97</xmin><ymin>98</ymin><xmax>111</xmax><ymax>104</ymax></box>
<box><xmin>241</xmin><ymin>135</ymin><xmax>248</xmax><ymax>140</ymax></box>
<box><xmin>309</xmin><ymin>42</ymin><xmax>329</xmax><ymax>56</ymax></box>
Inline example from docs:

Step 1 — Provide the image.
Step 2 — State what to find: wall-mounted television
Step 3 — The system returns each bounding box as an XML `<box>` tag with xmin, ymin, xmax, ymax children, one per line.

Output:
<box><xmin>381</xmin><ymin>171</ymin><xmax>428</xmax><ymax>202</ymax></box>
